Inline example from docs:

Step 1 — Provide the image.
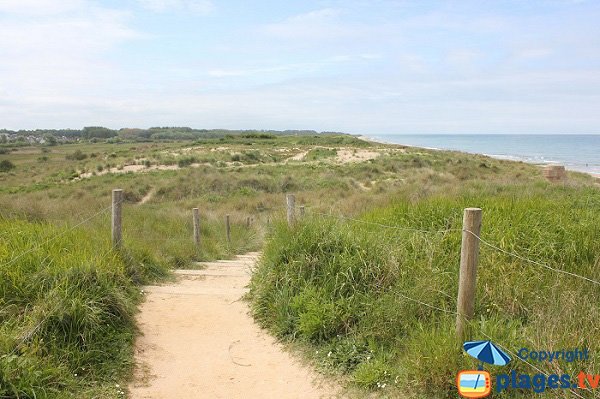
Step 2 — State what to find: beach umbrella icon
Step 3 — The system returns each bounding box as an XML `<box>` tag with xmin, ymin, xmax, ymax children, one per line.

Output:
<box><xmin>463</xmin><ymin>340</ymin><xmax>511</xmax><ymax>369</ymax></box>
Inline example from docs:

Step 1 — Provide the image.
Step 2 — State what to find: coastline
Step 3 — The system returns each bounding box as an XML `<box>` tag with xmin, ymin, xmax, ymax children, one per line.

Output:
<box><xmin>358</xmin><ymin>135</ymin><xmax>600</xmax><ymax>179</ymax></box>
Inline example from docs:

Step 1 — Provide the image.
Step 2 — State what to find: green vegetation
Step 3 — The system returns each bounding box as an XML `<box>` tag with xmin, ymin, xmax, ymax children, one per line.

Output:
<box><xmin>0</xmin><ymin>218</ymin><xmax>164</xmax><ymax>398</ymax></box>
<box><xmin>0</xmin><ymin>160</ymin><xmax>14</xmax><ymax>172</ymax></box>
<box><xmin>0</xmin><ymin>130</ymin><xmax>597</xmax><ymax>398</ymax></box>
<box><xmin>65</xmin><ymin>150</ymin><xmax>87</xmax><ymax>161</ymax></box>
<box><xmin>304</xmin><ymin>147</ymin><xmax>337</xmax><ymax>161</ymax></box>
<box><xmin>249</xmin><ymin>182</ymin><xmax>600</xmax><ymax>398</ymax></box>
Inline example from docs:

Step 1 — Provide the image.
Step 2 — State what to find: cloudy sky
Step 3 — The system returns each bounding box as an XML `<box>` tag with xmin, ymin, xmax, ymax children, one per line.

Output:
<box><xmin>1</xmin><ymin>0</ymin><xmax>599</xmax><ymax>134</ymax></box>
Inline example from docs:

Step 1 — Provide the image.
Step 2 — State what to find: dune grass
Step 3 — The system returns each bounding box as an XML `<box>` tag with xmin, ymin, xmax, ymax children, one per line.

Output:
<box><xmin>249</xmin><ymin>181</ymin><xmax>600</xmax><ymax>398</ymax></box>
<box><xmin>0</xmin><ymin>134</ymin><xmax>597</xmax><ymax>397</ymax></box>
<box><xmin>0</xmin><ymin>217</ymin><xmax>165</xmax><ymax>398</ymax></box>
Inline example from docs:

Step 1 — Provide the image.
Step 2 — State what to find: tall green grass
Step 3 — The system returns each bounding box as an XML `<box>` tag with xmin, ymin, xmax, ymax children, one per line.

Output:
<box><xmin>0</xmin><ymin>217</ymin><xmax>169</xmax><ymax>398</ymax></box>
<box><xmin>249</xmin><ymin>182</ymin><xmax>600</xmax><ymax>398</ymax></box>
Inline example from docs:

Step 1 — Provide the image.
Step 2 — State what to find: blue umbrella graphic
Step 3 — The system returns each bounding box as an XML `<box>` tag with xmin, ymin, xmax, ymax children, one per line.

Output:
<box><xmin>463</xmin><ymin>340</ymin><xmax>511</xmax><ymax>369</ymax></box>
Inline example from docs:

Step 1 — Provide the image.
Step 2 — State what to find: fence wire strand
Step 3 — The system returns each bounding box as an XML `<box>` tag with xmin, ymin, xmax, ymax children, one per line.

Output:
<box><xmin>293</xmin><ymin>204</ymin><xmax>600</xmax><ymax>289</ymax></box>
<box><xmin>463</xmin><ymin>228</ymin><xmax>600</xmax><ymax>287</ymax></box>
<box><xmin>309</xmin><ymin>209</ymin><xmax>459</xmax><ymax>235</ymax></box>
<box><xmin>0</xmin><ymin>202</ymin><xmax>117</xmax><ymax>269</ymax></box>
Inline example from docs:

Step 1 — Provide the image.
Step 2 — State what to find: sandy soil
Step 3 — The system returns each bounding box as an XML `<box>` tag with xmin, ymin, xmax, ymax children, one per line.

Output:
<box><xmin>129</xmin><ymin>253</ymin><xmax>342</xmax><ymax>399</ymax></box>
<box><xmin>286</xmin><ymin>147</ymin><xmax>383</xmax><ymax>164</ymax></box>
<box><xmin>335</xmin><ymin>149</ymin><xmax>380</xmax><ymax>163</ymax></box>
<box><xmin>79</xmin><ymin>163</ymin><xmax>180</xmax><ymax>179</ymax></box>
<box><xmin>138</xmin><ymin>189</ymin><xmax>155</xmax><ymax>205</ymax></box>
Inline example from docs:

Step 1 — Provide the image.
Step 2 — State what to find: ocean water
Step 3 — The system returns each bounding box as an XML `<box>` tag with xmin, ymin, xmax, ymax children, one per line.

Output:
<box><xmin>367</xmin><ymin>134</ymin><xmax>600</xmax><ymax>176</ymax></box>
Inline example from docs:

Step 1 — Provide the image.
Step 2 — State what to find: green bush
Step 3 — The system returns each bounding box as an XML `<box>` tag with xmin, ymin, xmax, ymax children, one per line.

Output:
<box><xmin>177</xmin><ymin>156</ymin><xmax>198</xmax><ymax>167</ymax></box>
<box><xmin>304</xmin><ymin>147</ymin><xmax>337</xmax><ymax>161</ymax></box>
<box><xmin>65</xmin><ymin>150</ymin><xmax>87</xmax><ymax>161</ymax></box>
<box><xmin>0</xmin><ymin>160</ymin><xmax>15</xmax><ymax>172</ymax></box>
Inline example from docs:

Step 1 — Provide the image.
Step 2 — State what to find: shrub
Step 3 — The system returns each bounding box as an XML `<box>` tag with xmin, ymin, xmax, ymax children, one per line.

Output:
<box><xmin>305</xmin><ymin>147</ymin><xmax>337</xmax><ymax>161</ymax></box>
<box><xmin>0</xmin><ymin>160</ymin><xmax>15</xmax><ymax>172</ymax></box>
<box><xmin>177</xmin><ymin>156</ymin><xmax>198</xmax><ymax>168</ymax></box>
<box><xmin>65</xmin><ymin>150</ymin><xmax>87</xmax><ymax>161</ymax></box>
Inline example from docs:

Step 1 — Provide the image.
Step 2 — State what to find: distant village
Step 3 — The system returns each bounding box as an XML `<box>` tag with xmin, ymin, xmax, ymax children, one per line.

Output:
<box><xmin>0</xmin><ymin>132</ymin><xmax>79</xmax><ymax>145</ymax></box>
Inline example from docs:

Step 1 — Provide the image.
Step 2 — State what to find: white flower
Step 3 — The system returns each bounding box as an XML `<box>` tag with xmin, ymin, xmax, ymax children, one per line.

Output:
<box><xmin>327</xmin><ymin>351</ymin><xmax>332</xmax><ymax>357</ymax></box>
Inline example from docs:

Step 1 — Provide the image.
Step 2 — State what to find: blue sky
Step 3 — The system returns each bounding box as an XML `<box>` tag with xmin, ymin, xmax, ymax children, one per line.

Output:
<box><xmin>1</xmin><ymin>0</ymin><xmax>599</xmax><ymax>134</ymax></box>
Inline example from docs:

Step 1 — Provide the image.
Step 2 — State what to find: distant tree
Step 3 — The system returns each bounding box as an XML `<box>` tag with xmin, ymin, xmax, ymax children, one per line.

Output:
<box><xmin>0</xmin><ymin>160</ymin><xmax>15</xmax><ymax>172</ymax></box>
<box><xmin>44</xmin><ymin>134</ymin><xmax>57</xmax><ymax>146</ymax></box>
<box><xmin>118</xmin><ymin>128</ymin><xmax>152</xmax><ymax>140</ymax></box>
<box><xmin>0</xmin><ymin>135</ymin><xmax>6</xmax><ymax>144</ymax></box>
<box><xmin>82</xmin><ymin>126</ymin><xmax>117</xmax><ymax>139</ymax></box>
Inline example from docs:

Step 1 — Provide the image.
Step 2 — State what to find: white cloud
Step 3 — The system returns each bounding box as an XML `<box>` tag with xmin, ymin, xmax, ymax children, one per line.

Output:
<box><xmin>136</xmin><ymin>0</ymin><xmax>214</xmax><ymax>14</ymax></box>
<box><xmin>0</xmin><ymin>1</ymin><xmax>143</xmax><ymax>122</ymax></box>
<box><xmin>206</xmin><ymin>54</ymin><xmax>381</xmax><ymax>80</ymax></box>
<box><xmin>0</xmin><ymin>0</ymin><xmax>84</xmax><ymax>15</ymax></box>
<box><xmin>263</xmin><ymin>8</ymin><xmax>359</xmax><ymax>40</ymax></box>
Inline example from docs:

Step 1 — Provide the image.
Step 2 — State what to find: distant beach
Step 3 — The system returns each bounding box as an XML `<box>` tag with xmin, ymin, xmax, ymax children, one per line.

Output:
<box><xmin>362</xmin><ymin>134</ymin><xmax>600</xmax><ymax>178</ymax></box>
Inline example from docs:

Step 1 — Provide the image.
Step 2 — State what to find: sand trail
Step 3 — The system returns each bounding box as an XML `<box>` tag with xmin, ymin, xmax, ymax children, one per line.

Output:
<box><xmin>129</xmin><ymin>253</ymin><xmax>340</xmax><ymax>399</ymax></box>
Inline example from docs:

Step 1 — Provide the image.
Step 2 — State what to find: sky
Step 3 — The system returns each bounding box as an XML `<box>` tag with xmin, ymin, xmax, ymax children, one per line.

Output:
<box><xmin>1</xmin><ymin>0</ymin><xmax>599</xmax><ymax>134</ymax></box>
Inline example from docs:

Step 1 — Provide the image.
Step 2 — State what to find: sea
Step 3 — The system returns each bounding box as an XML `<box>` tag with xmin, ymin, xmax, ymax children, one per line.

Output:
<box><xmin>366</xmin><ymin>134</ymin><xmax>600</xmax><ymax>177</ymax></box>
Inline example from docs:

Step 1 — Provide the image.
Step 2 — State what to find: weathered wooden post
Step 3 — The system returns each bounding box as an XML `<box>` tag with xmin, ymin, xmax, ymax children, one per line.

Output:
<box><xmin>300</xmin><ymin>205</ymin><xmax>305</xmax><ymax>218</ymax></box>
<box><xmin>456</xmin><ymin>208</ymin><xmax>482</xmax><ymax>342</ymax></box>
<box><xmin>193</xmin><ymin>208</ymin><xmax>200</xmax><ymax>247</ymax></box>
<box><xmin>286</xmin><ymin>194</ymin><xmax>296</xmax><ymax>226</ymax></box>
<box><xmin>112</xmin><ymin>189</ymin><xmax>123</xmax><ymax>248</ymax></box>
<box><xmin>226</xmin><ymin>214</ymin><xmax>231</xmax><ymax>243</ymax></box>
<box><xmin>246</xmin><ymin>216</ymin><xmax>251</xmax><ymax>228</ymax></box>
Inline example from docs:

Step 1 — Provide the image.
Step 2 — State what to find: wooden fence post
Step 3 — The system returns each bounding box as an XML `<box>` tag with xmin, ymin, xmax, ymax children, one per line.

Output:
<box><xmin>246</xmin><ymin>216</ymin><xmax>251</xmax><ymax>228</ymax></box>
<box><xmin>226</xmin><ymin>214</ymin><xmax>231</xmax><ymax>243</ymax></box>
<box><xmin>193</xmin><ymin>208</ymin><xmax>200</xmax><ymax>247</ymax></box>
<box><xmin>286</xmin><ymin>194</ymin><xmax>296</xmax><ymax>226</ymax></box>
<box><xmin>300</xmin><ymin>205</ymin><xmax>305</xmax><ymax>218</ymax></box>
<box><xmin>456</xmin><ymin>208</ymin><xmax>482</xmax><ymax>342</ymax></box>
<box><xmin>112</xmin><ymin>189</ymin><xmax>123</xmax><ymax>249</ymax></box>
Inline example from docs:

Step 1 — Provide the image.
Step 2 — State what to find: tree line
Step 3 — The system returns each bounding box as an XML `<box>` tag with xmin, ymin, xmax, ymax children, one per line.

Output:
<box><xmin>0</xmin><ymin>127</ymin><xmax>345</xmax><ymax>142</ymax></box>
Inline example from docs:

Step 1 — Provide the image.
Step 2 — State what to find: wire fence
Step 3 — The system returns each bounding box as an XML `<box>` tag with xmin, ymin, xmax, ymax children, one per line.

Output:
<box><xmin>2</xmin><ymin>191</ymin><xmax>598</xmax><ymax>396</ymax></box>
<box><xmin>4</xmin><ymin>195</ymin><xmax>596</xmax><ymax>293</ymax></box>
<box><xmin>299</xmin><ymin>204</ymin><xmax>600</xmax><ymax>288</ymax></box>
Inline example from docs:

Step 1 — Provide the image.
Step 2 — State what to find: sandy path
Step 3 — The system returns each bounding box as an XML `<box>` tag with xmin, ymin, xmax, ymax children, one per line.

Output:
<box><xmin>129</xmin><ymin>253</ymin><xmax>341</xmax><ymax>399</ymax></box>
